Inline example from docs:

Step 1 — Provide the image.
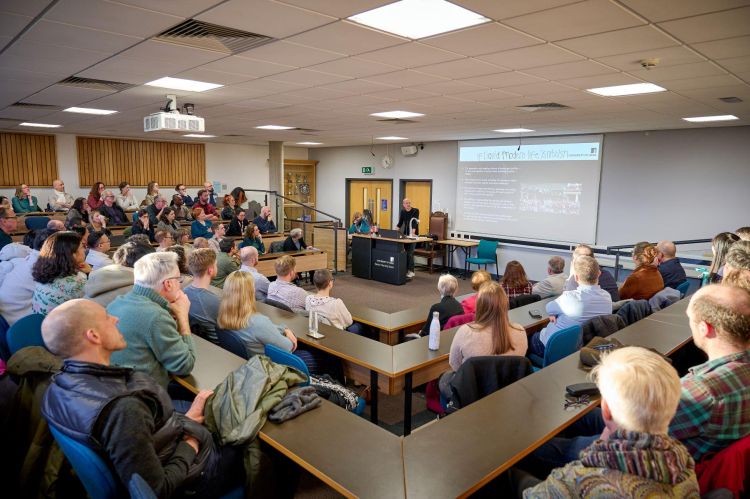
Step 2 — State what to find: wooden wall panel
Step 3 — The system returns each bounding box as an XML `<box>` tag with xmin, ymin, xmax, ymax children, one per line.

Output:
<box><xmin>77</xmin><ymin>136</ymin><xmax>206</xmax><ymax>188</ymax></box>
<box><xmin>0</xmin><ymin>132</ymin><xmax>58</xmax><ymax>187</ymax></box>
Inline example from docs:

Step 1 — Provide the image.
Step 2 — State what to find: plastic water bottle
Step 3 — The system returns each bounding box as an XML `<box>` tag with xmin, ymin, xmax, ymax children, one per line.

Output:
<box><xmin>428</xmin><ymin>311</ymin><xmax>440</xmax><ymax>351</ymax></box>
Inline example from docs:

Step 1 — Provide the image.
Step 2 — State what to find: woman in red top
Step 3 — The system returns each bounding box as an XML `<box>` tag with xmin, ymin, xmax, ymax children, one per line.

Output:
<box><xmin>87</xmin><ymin>181</ymin><xmax>105</xmax><ymax>210</ymax></box>
<box><xmin>500</xmin><ymin>260</ymin><xmax>533</xmax><ymax>298</ymax></box>
<box><xmin>461</xmin><ymin>269</ymin><xmax>492</xmax><ymax>314</ymax></box>
<box><xmin>619</xmin><ymin>242</ymin><xmax>664</xmax><ymax>300</ymax></box>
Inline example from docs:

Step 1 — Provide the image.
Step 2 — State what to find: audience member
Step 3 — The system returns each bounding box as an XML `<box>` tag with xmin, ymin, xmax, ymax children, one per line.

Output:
<box><xmin>0</xmin><ymin>228</ymin><xmax>48</xmax><ymax>323</ymax></box>
<box><xmin>184</xmin><ymin>248</ymin><xmax>221</xmax><ymax>343</ymax></box>
<box><xmin>116</xmin><ymin>181</ymin><xmax>139</xmax><ymax>212</ymax></box>
<box><xmin>191</xmin><ymin>207</ymin><xmax>214</xmax><ymax>239</ymax></box>
<box><xmin>348</xmin><ymin>211</ymin><xmax>370</xmax><ymax>234</ymax></box>
<box><xmin>239</xmin><ymin>222</ymin><xmax>265</xmax><ymax>253</ymax></box>
<box><xmin>155</xmin><ymin>230</ymin><xmax>174</xmax><ymax>251</ymax></box>
<box><xmin>12</xmin><ymin>183</ymin><xmax>41</xmax><ymax>213</ymax></box>
<box><xmin>208</xmin><ymin>222</ymin><xmax>226</xmax><ymax>254</ymax></box>
<box><xmin>131</xmin><ymin>208</ymin><xmax>155</xmax><ymax>241</ymax></box>
<box><xmin>221</xmin><ymin>194</ymin><xmax>237</xmax><ymax>220</ymax></box>
<box><xmin>619</xmin><ymin>242</ymin><xmax>665</xmax><ymax>300</ymax></box>
<box><xmin>47</xmin><ymin>179</ymin><xmax>74</xmax><ymax>211</ymax></box>
<box><xmin>306</xmin><ymin>269</ymin><xmax>363</xmax><ymax>334</ymax></box>
<box><xmin>0</xmin><ymin>195</ymin><xmax>10</xmax><ymax>209</ymax></box>
<box><xmin>239</xmin><ymin>246</ymin><xmax>270</xmax><ymax>302</ymax></box>
<box><xmin>708</xmin><ymin>231</ymin><xmax>740</xmax><ymax>284</ymax></box>
<box><xmin>253</xmin><ymin>206</ymin><xmax>277</xmax><ymax>234</ymax></box>
<box><xmin>521</xmin><ymin>347</ymin><xmax>698</xmax><ymax>498</ymax></box>
<box><xmin>283</xmin><ymin>228</ymin><xmax>308</xmax><ymax>252</ymax></box>
<box><xmin>0</xmin><ymin>207</ymin><xmax>17</xmax><ymax>251</ymax></box>
<box><xmin>71</xmin><ymin>225</ymin><xmax>89</xmax><ymax>249</ymax></box>
<box><xmin>396</xmin><ymin>198</ymin><xmax>419</xmax><ymax>278</ymax></box>
<box><xmin>87</xmin><ymin>181</ymin><xmax>105</xmax><ymax>210</ymax></box>
<box><xmin>143</xmin><ymin>180</ymin><xmax>159</xmax><ymax>206</ymax></box>
<box><xmin>66</xmin><ymin>197</ymin><xmax>89</xmax><ymax>228</ymax></box>
<box><xmin>170</xmin><ymin>193</ymin><xmax>192</xmax><ymax>220</ymax></box>
<box><xmin>84</xmin><ymin>241</ymin><xmax>154</xmax><ymax>306</ymax></box>
<box><xmin>156</xmin><ymin>207</ymin><xmax>180</xmax><ymax>238</ymax></box>
<box><xmin>564</xmin><ymin>244</ymin><xmax>620</xmax><ymax>301</ymax></box>
<box><xmin>31</xmin><ymin>231</ymin><xmax>88</xmax><ymax>314</ymax></box>
<box><xmin>211</xmin><ymin>238</ymin><xmax>239</xmax><ymax>289</ymax></box>
<box><xmin>500</xmin><ymin>260</ymin><xmax>533</xmax><ymax>298</ymax></box>
<box><xmin>87</xmin><ymin>209</ymin><xmax>108</xmax><ymax>234</ymax></box>
<box><xmin>218</xmin><ymin>271</ymin><xmax>298</xmax><ymax>357</ymax></box>
<box><xmin>531</xmin><ymin>256</ymin><xmax>566</xmax><ymax>298</ymax></box>
<box><xmin>267</xmin><ymin>255</ymin><xmax>308</xmax><ymax>313</ymax></box>
<box><xmin>146</xmin><ymin>195</ymin><xmax>168</xmax><ymax>226</ymax></box>
<box><xmin>419</xmin><ymin>274</ymin><xmax>464</xmax><ymax>335</ymax></box>
<box><xmin>723</xmin><ymin>240</ymin><xmax>750</xmax><ymax>289</ymax></box>
<box><xmin>194</xmin><ymin>189</ymin><xmax>219</xmax><ymax>220</ymax></box>
<box><xmin>99</xmin><ymin>190</ymin><xmax>128</xmax><ymax>225</ymax></box>
<box><xmin>203</xmin><ymin>181</ymin><xmax>217</xmax><ymax>206</ymax></box>
<box><xmin>441</xmin><ymin>282</ymin><xmax>527</xmax><ymax>398</ymax></box>
<box><xmin>165</xmin><ymin>245</ymin><xmax>193</xmax><ymax>286</ymax></box>
<box><xmin>107</xmin><ymin>252</ymin><xmax>195</xmax><ymax>387</ymax></box>
<box><xmin>85</xmin><ymin>231</ymin><xmax>113</xmax><ymax>270</ymax></box>
<box><xmin>461</xmin><ymin>270</ymin><xmax>492</xmax><ymax>314</ymax></box>
<box><xmin>229</xmin><ymin>187</ymin><xmax>247</xmax><ymax>209</ymax></box>
<box><xmin>175</xmin><ymin>183</ymin><xmax>194</xmax><ymax>207</ymax></box>
<box><xmin>47</xmin><ymin>219</ymin><xmax>65</xmax><ymax>231</ymax></box>
<box><xmin>40</xmin><ymin>299</ymin><xmax>245</xmax><ymax>498</ymax></box>
<box><xmin>227</xmin><ymin>210</ymin><xmax>249</xmax><ymax>237</ymax></box>
<box><xmin>529</xmin><ymin>256</ymin><xmax>612</xmax><ymax>358</ymax></box>
<box><xmin>736</xmin><ymin>226</ymin><xmax>750</xmax><ymax>241</ymax></box>
<box><xmin>193</xmin><ymin>237</ymin><xmax>209</xmax><ymax>249</ymax></box>
<box><xmin>176</xmin><ymin>229</ymin><xmax>192</xmax><ymax>253</ymax></box>
<box><xmin>656</xmin><ymin>240</ymin><xmax>688</xmax><ymax>289</ymax></box>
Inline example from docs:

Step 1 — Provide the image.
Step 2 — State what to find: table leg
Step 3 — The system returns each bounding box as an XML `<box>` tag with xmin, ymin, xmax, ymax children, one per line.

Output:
<box><xmin>370</xmin><ymin>370</ymin><xmax>379</xmax><ymax>424</ymax></box>
<box><xmin>462</xmin><ymin>246</ymin><xmax>472</xmax><ymax>279</ymax></box>
<box><xmin>403</xmin><ymin>372</ymin><xmax>413</xmax><ymax>436</ymax></box>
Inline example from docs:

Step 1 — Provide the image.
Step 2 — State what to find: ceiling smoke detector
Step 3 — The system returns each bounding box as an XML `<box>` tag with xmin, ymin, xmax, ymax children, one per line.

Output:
<box><xmin>639</xmin><ymin>58</ymin><xmax>659</xmax><ymax>70</ymax></box>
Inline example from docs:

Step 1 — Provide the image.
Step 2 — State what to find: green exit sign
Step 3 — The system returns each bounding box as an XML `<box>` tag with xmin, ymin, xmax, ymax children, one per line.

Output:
<box><xmin>362</xmin><ymin>166</ymin><xmax>374</xmax><ymax>175</ymax></box>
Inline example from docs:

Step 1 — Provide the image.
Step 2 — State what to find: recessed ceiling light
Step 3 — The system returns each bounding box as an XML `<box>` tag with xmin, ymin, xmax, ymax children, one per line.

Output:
<box><xmin>494</xmin><ymin>128</ymin><xmax>534</xmax><ymax>133</ymax></box>
<box><xmin>682</xmin><ymin>115</ymin><xmax>739</xmax><ymax>123</ymax></box>
<box><xmin>184</xmin><ymin>134</ymin><xmax>216</xmax><ymax>138</ymax></box>
<box><xmin>20</xmin><ymin>122</ymin><xmax>61</xmax><ymax>128</ymax></box>
<box><xmin>370</xmin><ymin>111</ymin><xmax>425</xmax><ymax>119</ymax></box>
<box><xmin>63</xmin><ymin>107</ymin><xmax>118</xmax><ymax>115</ymax></box>
<box><xmin>376</xmin><ymin>136</ymin><xmax>408</xmax><ymax>140</ymax></box>
<box><xmin>586</xmin><ymin>83</ymin><xmax>666</xmax><ymax>97</ymax></box>
<box><xmin>297</xmin><ymin>142</ymin><xmax>323</xmax><ymax>145</ymax></box>
<box><xmin>255</xmin><ymin>125</ymin><xmax>295</xmax><ymax>130</ymax></box>
<box><xmin>145</xmin><ymin>76</ymin><xmax>223</xmax><ymax>92</ymax></box>
<box><xmin>349</xmin><ymin>0</ymin><xmax>490</xmax><ymax>39</ymax></box>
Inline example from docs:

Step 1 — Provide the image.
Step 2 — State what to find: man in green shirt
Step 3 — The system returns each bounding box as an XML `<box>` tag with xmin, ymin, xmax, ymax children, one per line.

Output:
<box><xmin>211</xmin><ymin>238</ymin><xmax>239</xmax><ymax>289</ymax></box>
<box><xmin>0</xmin><ymin>207</ymin><xmax>18</xmax><ymax>250</ymax></box>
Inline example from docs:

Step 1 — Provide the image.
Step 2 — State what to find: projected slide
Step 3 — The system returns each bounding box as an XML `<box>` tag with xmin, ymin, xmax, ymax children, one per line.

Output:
<box><xmin>456</xmin><ymin>135</ymin><xmax>603</xmax><ymax>243</ymax></box>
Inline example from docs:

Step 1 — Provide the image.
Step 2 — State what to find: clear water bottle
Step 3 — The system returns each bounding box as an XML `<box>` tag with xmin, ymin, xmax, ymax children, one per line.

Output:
<box><xmin>428</xmin><ymin>311</ymin><xmax>440</xmax><ymax>351</ymax></box>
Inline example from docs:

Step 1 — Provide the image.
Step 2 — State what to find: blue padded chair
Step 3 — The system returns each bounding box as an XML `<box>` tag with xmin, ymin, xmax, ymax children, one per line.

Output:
<box><xmin>24</xmin><ymin>216</ymin><xmax>50</xmax><ymax>231</ymax></box>
<box><xmin>0</xmin><ymin>314</ymin><xmax>11</xmax><ymax>361</ymax></box>
<box><xmin>7</xmin><ymin>313</ymin><xmax>46</xmax><ymax>356</ymax></box>
<box><xmin>676</xmin><ymin>280</ymin><xmax>690</xmax><ymax>299</ymax></box>
<box><xmin>465</xmin><ymin>240</ymin><xmax>498</xmax><ymax>276</ymax></box>
<box><xmin>529</xmin><ymin>325</ymin><xmax>582</xmax><ymax>371</ymax></box>
<box><xmin>216</xmin><ymin>328</ymin><xmax>249</xmax><ymax>359</ymax></box>
<box><xmin>264</xmin><ymin>343</ymin><xmax>310</xmax><ymax>386</ymax></box>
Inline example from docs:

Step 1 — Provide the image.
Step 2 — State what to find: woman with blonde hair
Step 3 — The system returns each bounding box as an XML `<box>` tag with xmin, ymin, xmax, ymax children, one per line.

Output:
<box><xmin>619</xmin><ymin>241</ymin><xmax>664</xmax><ymax>300</ymax></box>
<box><xmin>12</xmin><ymin>184</ymin><xmax>41</xmax><ymax>213</ymax></box>
<box><xmin>461</xmin><ymin>270</ymin><xmax>492</xmax><ymax>314</ymax></box>
<box><xmin>707</xmin><ymin>231</ymin><xmax>740</xmax><ymax>284</ymax></box>
<box><xmin>143</xmin><ymin>180</ymin><xmax>160</xmax><ymax>206</ymax></box>
<box><xmin>500</xmin><ymin>260</ymin><xmax>533</xmax><ymax>298</ymax></box>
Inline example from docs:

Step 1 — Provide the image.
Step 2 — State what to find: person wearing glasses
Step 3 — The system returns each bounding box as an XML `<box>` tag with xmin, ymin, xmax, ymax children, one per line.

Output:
<box><xmin>175</xmin><ymin>184</ymin><xmax>194</xmax><ymax>207</ymax></box>
<box><xmin>155</xmin><ymin>230</ymin><xmax>175</xmax><ymax>252</ymax></box>
<box><xmin>0</xmin><ymin>207</ymin><xmax>18</xmax><ymax>250</ymax></box>
<box><xmin>85</xmin><ymin>231</ymin><xmax>114</xmax><ymax>270</ymax></box>
<box><xmin>107</xmin><ymin>252</ymin><xmax>195</xmax><ymax>388</ymax></box>
<box><xmin>100</xmin><ymin>190</ymin><xmax>128</xmax><ymax>225</ymax></box>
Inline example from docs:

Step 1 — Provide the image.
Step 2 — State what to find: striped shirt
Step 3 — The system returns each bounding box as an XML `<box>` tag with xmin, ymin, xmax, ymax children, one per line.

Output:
<box><xmin>669</xmin><ymin>350</ymin><xmax>750</xmax><ymax>461</ymax></box>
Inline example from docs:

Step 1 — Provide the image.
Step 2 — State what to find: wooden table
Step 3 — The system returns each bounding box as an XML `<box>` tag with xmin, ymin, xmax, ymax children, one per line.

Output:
<box><xmin>436</xmin><ymin>239</ymin><xmax>479</xmax><ymax>277</ymax></box>
<box><xmin>255</xmin><ymin>249</ymin><xmax>327</xmax><ymax>278</ymax></box>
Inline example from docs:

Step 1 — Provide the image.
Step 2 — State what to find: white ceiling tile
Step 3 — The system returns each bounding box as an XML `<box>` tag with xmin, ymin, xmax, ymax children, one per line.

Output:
<box><xmin>275</xmin><ymin>86</ymin><xmax>351</xmax><ymax>101</ymax></box>
<box><xmin>269</xmin><ymin>68</ymin><xmax>350</xmax><ymax>85</ymax></box>
<box><xmin>321</xmin><ymin>79</ymin><xmax>398</xmax><ymax>94</ymax></box>
<box><xmin>0</xmin><ymin>67</ymin><xmax>63</xmax><ymax>85</ymax></box>
<box><xmin>504</xmin><ymin>0</ymin><xmax>645</xmax><ymax>42</ymax></box>
<box><xmin>201</xmin><ymin>55</ymin><xmax>295</xmax><ymax>77</ymax></box>
<box><xmin>0</xmin><ymin>40</ymin><xmax>109</xmax><ymax>75</ymax></box>
<box><xmin>275</xmin><ymin>0</ymin><xmax>393</xmax><ymax>19</ymax></box>
<box><xmin>21</xmin><ymin>20</ymin><xmax>143</xmax><ymax>53</ymax></box>
<box><xmin>239</xmin><ymin>41</ymin><xmax>344</xmax><ymax>68</ymax></box>
<box><xmin>232</xmin><ymin>78</ymin><xmax>309</xmax><ymax>97</ymax></box>
<box><xmin>285</xmin><ymin>21</ymin><xmax>406</xmax><ymax>56</ymax></box>
<box><xmin>365</xmin><ymin>87</ymin><xmax>440</xmax><ymax>101</ymax></box>
<box><xmin>658</xmin><ymin>7</ymin><xmax>750</xmax><ymax>44</ymax></box>
<box><xmin>174</xmin><ymin>68</ymin><xmax>253</xmax><ymax>85</ymax></box>
<box><xmin>628</xmin><ymin>61</ymin><xmax>727</xmax><ymax>83</ymax></box>
<box><xmin>559</xmin><ymin>73</ymin><xmax>642</xmax><ymax>89</ymax></box>
<box><xmin>0</xmin><ymin>12</ymin><xmax>32</xmax><ymax>40</ymax></box>
<box><xmin>410</xmin><ymin>80</ymin><xmax>488</xmax><ymax>95</ymax></box>
<box><xmin>422</xmin><ymin>23</ymin><xmax>542</xmax><ymax>57</ymax></box>
<box><xmin>26</xmin><ymin>84</ymin><xmax>115</xmax><ymax>106</ymax></box>
<box><xmin>450</xmin><ymin>0</ymin><xmax>582</xmax><ymax>20</ymax></box>
<box><xmin>499</xmin><ymin>80</ymin><xmax>576</xmax><ymax>96</ymax></box>
<box><xmin>84</xmin><ymin>87</ymin><xmax>170</xmax><ymax>109</ymax></box>
<box><xmin>664</xmin><ymin>74</ymin><xmax>746</xmax><ymax>91</ymax></box>
<box><xmin>0</xmin><ymin>106</ymin><xmax>57</xmax><ymax>120</ymax></box>
<box><xmin>446</xmin><ymin>89</ymin><xmax>521</xmax><ymax>103</ymax></box>
<box><xmin>693</xmin><ymin>36</ymin><xmax>750</xmax><ymax>60</ymax></box>
<box><xmin>120</xmin><ymin>40</ymin><xmax>226</xmax><ymax>66</ymax></box>
<box><xmin>357</xmin><ymin>42</ymin><xmax>463</xmax><ymax>68</ymax></box>
<box><xmin>307</xmin><ymin>57</ymin><xmax>400</xmax><ymax>78</ymax></box>
<box><xmin>557</xmin><ymin>25</ymin><xmax>679</xmax><ymax>59</ymax></box>
<box><xmin>322</xmin><ymin>94</ymin><xmax>397</xmax><ymax>107</ymax></box>
<box><xmin>77</xmin><ymin>54</ymin><xmax>208</xmax><ymax>85</ymax></box>
<box><xmin>115</xmin><ymin>0</ymin><xmax>222</xmax><ymax>17</ymax></box>
<box><xmin>45</xmin><ymin>0</ymin><xmax>181</xmax><ymax>38</ymax></box>
<box><xmin>717</xmin><ymin>55</ymin><xmax>750</xmax><ymax>73</ymax></box>
<box><xmin>417</xmin><ymin>58</ymin><xmax>505</xmax><ymax>79</ymax></box>
<box><xmin>478</xmin><ymin>43</ymin><xmax>583</xmax><ymax>70</ymax></box>
<box><xmin>619</xmin><ymin>0</ymin><xmax>750</xmax><ymax>23</ymax></box>
<box><xmin>196</xmin><ymin>0</ymin><xmax>336</xmax><ymax>39</ymax></box>
<box><xmin>524</xmin><ymin>60</ymin><xmax>616</xmax><ymax>79</ymax></box>
<box><xmin>364</xmin><ymin>70</ymin><xmax>447</xmax><ymax>87</ymax></box>
<box><xmin>1</xmin><ymin>0</ymin><xmax>52</xmax><ymax>17</ymax></box>
<box><xmin>596</xmin><ymin>46</ymin><xmax>705</xmax><ymax>72</ymax></box>
<box><xmin>460</xmin><ymin>71</ymin><xmax>546</xmax><ymax>88</ymax></box>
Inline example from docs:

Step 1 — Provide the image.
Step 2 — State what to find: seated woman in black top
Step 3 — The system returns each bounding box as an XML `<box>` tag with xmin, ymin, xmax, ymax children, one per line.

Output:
<box><xmin>221</xmin><ymin>194</ymin><xmax>238</xmax><ymax>220</ymax></box>
<box><xmin>419</xmin><ymin>274</ymin><xmax>464</xmax><ymax>336</ymax></box>
<box><xmin>131</xmin><ymin>208</ymin><xmax>155</xmax><ymax>242</ymax></box>
<box><xmin>282</xmin><ymin>228</ymin><xmax>307</xmax><ymax>252</ymax></box>
<box><xmin>226</xmin><ymin>210</ymin><xmax>249</xmax><ymax>237</ymax></box>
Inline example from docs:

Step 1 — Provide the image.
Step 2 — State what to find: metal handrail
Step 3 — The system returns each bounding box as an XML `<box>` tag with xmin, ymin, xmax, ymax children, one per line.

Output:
<box><xmin>605</xmin><ymin>238</ymin><xmax>712</xmax><ymax>281</ymax></box>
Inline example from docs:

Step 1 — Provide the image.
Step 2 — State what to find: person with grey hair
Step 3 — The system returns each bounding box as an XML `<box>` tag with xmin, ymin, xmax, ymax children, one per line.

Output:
<box><xmin>532</xmin><ymin>256</ymin><xmax>567</xmax><ymax>298</ymax></box>
<box><xmin>46</xmin><ymin>219</ymin><xmax>65</xmax><ymax>231</ymax></box>
<box><xmin>146</xmin><ymin>195</ymin><xmax>168</xmax><ymax>226</ymax></box>
<box><xmin>239</xmin><ymin>245</ymin><xmax>270</xmax><ymax>301</ymax></box>
<box><xmin>107</xmin><ymin>252</ymin><xmax>195</xmax><ymax>387</ymax></box>
<box><xmin>282</xmin><ymin>227</ymin><xmax>308</xmax><ymax>252</ymax></box>
<box><xmin>47</xmin><ymin>179</ymin><xmax>74</xmax><ymax>211</ymax></box>
<box><xmin>100</xmin><ymin>189</ymin><xmax>128</xmax><ymax>225</ymax></box>
<box><xmin>419</xmin><ymin>274</ymin><xmax>464</xmax><ymax>335</ymax></box>
<box><xmin>85</xmin><ymin>241</ymin><xmax>155</xmax><ymax>306</ymax></box>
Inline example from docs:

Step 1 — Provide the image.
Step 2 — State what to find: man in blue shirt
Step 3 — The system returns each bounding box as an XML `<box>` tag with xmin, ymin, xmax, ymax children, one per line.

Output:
<box><xmin>564</xmin><ymin>244</ymin><xmax>620</xmax><ymax>301</ymax></box>
<box><xmin>530</xmin><ymin>255</ymin><xmax>612</xmax><ymax>357</ymax></box>
<box><xmin>253</xmin><ymin>206</ymin><xmax>277</xmax><ymax>234</ymax></box>
<box><xmin>657</xmin><ymin>240</ymin><xmax>688</xmax><ymax>289</ymax></box>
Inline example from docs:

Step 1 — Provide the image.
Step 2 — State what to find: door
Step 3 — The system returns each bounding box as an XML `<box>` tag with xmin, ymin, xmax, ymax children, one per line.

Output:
<box><xmin>402</xmin><ymin>180</ymin><xmax>432</xmax><ymax>222</ymax></box>
<box><xmin>348</xmin><ymin>180</ymin><xmax>392</xmax><ymax>229</ymax></box>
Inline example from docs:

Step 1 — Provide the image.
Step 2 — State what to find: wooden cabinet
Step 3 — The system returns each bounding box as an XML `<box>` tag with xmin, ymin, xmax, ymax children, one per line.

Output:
<box><xmin>283</xmin><ymin>159</ymin><xmax>317</xmax><ymax>223</ymax></box>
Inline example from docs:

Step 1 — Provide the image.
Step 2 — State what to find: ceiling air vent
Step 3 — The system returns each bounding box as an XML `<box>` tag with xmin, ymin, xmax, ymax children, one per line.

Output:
<box><xmin>58</xmin><ymin>77</ymin><xmax>135</xmax><ymax>92</ymax></box>
<box><xmin>12</xmin><ymin>102</ymin><xmax>61</xmax><ymax>110</ymax></box>
<box><xmin>155</xmin><ymin>19</ymin><xmax>276</xmax><ymax>54</ymax></box>
<box><xmin>719</xmin><ymin>96</ymin><xmax>743</xmax><ymax>103</ymax></box>
<box><xmin>516</xmin><ymin>102</ymin><xmax>571</xmax><ymax>112</ymax></box>
<box><xmin>376</xmin><ymin>118</ymin><xmax>418</xmax><ymax>124</ymax></box>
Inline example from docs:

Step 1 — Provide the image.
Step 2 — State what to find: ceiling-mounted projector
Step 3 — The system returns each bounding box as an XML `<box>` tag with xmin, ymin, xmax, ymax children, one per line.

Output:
<box><xmin>144</xmin><ymin>94</ymin><xmax>205</xmax><ymax>133</ymax></box>
<box><xmin>401</xmin><ymin>145</ymin><xmax>418</xmax><ymax>156</ymax></box>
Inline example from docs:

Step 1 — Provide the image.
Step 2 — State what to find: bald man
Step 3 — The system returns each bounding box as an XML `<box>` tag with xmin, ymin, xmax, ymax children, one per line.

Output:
<box><xmin>239</xmin><ymin>245</ymin><xmax>270</xmax><ymax>301</ymax></box>
<box><xmin>40</xmin><ymin>299</ymin><xmax>243</xmax><ymax>497</ymax></box>
<box><xmin>47</xmin><ymin>179</ymin><xmax>74</xmax><ymax>211</ymax></box>
<box><xmin>396</xmin><ymin>198</ymin><xmax>419</xmax><ymax>278</ymax></box>
<box><xmin>656</xmin><ymin>240</ymin><xmax>688</xmax><ymax>289</ymax></box>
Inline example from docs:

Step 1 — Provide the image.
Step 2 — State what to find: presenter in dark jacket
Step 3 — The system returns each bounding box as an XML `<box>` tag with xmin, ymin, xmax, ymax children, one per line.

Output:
<box><xmin>396</xmin><ymin>198</ymin><xmax>419</xmax><ymax>279</ymax></box>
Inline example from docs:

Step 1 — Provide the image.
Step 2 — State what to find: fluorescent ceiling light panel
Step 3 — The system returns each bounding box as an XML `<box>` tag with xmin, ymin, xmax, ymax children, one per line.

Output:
<box><xmin>297</xmin><ymin>142</ymin><xmax>323</xmax><ymax>145</ymax></box>
<box><xmin>349</xmin><ymin>0</ymin><xmax>490</xmax><ymax>39</ymax></box>
<box><xmin>586</xmin><ymin>83</ymin><xmax>666</xmax><ymax>96</ymax></box>
<box><xmin>63</xmin><ymin>107</ymin><xmax>118</xmax><ymax>115</ymax></box>
<box><xmin>145</xmin><ymin>76</ymin><xmax>223</xmax><ymax>92</ymax></box>
<box><xmin>183</xmin><ymin>134</ymin><xmax>216</xmax><ymax>138</ymax></box>
<box><xmin>682</xmin><ymin>115</ymin><xmax>739</xmax><ymax>123</ymax></box>
<box><xmin>376</xmin><ymin>136</ymin><xmax>407</xmax><ymax>140</ymax></box>
<box><xmin>370</xmin><ymin>111</ymin><xmax>425</xmax><ymax>119</ymax></box>
<box><xmin>494</xmin><ymin>128</ymin><xmax>534</xmax><ymax>133</ymax></box>
<box><xmin>20</xmin><ymin>122</ymin><xmax>61</xmax><ymax>128</ymax></box>
<box><xmin>255</xmin><ymin>125</ymin><xmax>295</xmax><ymax>130</ymax></box>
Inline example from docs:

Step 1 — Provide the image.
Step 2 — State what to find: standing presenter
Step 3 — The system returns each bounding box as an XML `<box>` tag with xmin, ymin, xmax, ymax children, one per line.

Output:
<box><xmin>397</xmin><ymin>198</ymin><xmax>419</xmax><ymax>279</ymax></box>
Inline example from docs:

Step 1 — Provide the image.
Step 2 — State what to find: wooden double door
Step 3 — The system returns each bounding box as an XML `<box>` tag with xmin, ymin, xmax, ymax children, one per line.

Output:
<box><xmin>348</xmin><ymin>180</ymin><xmax>393</xmax><ymax>229</ymax></box>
